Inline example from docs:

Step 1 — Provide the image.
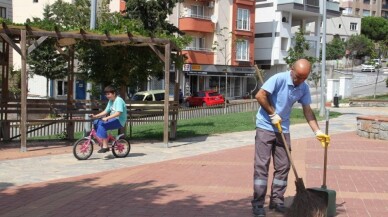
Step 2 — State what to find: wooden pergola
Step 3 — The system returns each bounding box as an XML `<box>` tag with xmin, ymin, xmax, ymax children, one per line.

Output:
<box><xmin>0</xmin><ymin>23</ymin><xmax>181</xmax><ymax>151</ymax></box>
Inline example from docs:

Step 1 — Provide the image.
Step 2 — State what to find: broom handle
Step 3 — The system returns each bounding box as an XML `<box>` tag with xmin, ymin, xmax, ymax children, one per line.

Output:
<box><xmin>322</xmin><ymin>110</ymin><xmax>330</xmax><ymax>188</ymax></box>
<box><xmin>278</xmin><ymin>125</ymin><xmax>300</xmax><ymax>180</ymax></box>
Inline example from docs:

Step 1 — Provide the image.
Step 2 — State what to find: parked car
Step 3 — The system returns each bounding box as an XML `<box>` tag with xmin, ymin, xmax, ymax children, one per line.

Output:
<box><xmin>361</xmin><ymin>64</ymin><xmax>375</xmax><ymax>72</ymax></box>
<box><xmin>185</xmin><ymin>90</ymin><xmax>225</xmax><ymax>107</ymax></box>
<box><xmin>131</xmin><ymin>90</ymin><xmax>166</xmax><ymax>101</ymax></box>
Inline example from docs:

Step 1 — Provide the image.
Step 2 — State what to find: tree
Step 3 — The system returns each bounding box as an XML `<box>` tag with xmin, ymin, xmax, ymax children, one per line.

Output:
<box><xmin>26</xmin><ymin>0</ymin><xmax>190</xmax><ymax>97</ymax></box>
<box><xmin>361</xmin><ymin>16</ymin><xmax>388</xmax><ymax>42</ymax></box>
<box><xmin>326</xmin><ymin>35</ymin><xmax>345</xmax><ymax>60</ymax></box>
<box><xmin>346</xmin><ymin>34</ymin><xmax>374</xmax><ymax>59</ymax></box>
<box><xmin>28</xmin><ymin>38</ymin><xmax>68</xmax><ymax>97</ymax></box>
<box><xmin>284</xmin><ymin>28</ymin><xmax>316</xmax><ymax>66</ymax></box>
<box><xmin>124</xmin><ymin>0</ymin><xmax>184</xmax><ymax>36</ymax></box>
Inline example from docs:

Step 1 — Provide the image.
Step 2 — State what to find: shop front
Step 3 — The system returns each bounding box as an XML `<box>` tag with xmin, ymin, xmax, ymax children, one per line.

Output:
<box><xmin>182</xmin><ymin>64</ymin><xmax>256</xmax><ymax>100</ymax></box>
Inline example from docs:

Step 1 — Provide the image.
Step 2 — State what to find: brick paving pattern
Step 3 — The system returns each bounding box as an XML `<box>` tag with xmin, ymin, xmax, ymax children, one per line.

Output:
<box><xmin>0</xmin><ymin>131</ymin><xmax>387</xmax><ymax>216</ymax></box>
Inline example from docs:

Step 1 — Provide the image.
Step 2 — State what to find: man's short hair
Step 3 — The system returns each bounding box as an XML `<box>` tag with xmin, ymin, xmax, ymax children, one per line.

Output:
<box><xmin>104</xmin><ymin>85</ymin><xmax>116</xmax><ymax>94</ymax></box>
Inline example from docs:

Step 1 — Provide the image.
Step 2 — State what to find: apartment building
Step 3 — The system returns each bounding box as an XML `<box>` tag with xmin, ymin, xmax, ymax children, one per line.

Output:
<box><xmin>340</xmin><ymin>0</ymin><xmax>386</xmax><ymax>18</ymax></box>
<box><xmin>0</xmin><ymin>0</ymin><xmax>11</xmax><ymax>20</ymax></box>
<box><xmin>165</xmin><ymin>0</ymin><xmax>256</xmax><ymax>99</ymax></box>
<box><xmin>255</xmin><ymin>0</ymin><xmax>342</xmax><ymax>75</ymax></box>
<box><xmin>306</xmin><ymin>15</ymin><xmax>361</xmax><ymax>42</ymax></box>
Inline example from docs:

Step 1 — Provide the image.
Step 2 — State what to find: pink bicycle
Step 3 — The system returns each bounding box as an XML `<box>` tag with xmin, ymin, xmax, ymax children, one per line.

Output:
<box><xmin>72</xmin><ymin>120</ymin><xmax>131</xmax><ymax>160</ymax></box>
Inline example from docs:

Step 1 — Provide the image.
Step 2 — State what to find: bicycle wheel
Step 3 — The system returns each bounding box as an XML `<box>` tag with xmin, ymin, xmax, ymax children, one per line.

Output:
<box><xmin>112</xmin><ymin>138</ymin><xmax>131</xmax><ymax>158</ymax></box>
<box><xmin>73</xmin><ymin>138</ymin><xmax>93</xmax><ymax>160</ymax></box>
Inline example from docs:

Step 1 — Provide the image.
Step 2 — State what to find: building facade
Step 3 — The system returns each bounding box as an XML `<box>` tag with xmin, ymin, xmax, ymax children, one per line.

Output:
<box><xmin>340</xmin><ymin>0</ymin><xmax>385</xmax><ymax>18</ymax></box>
<box><xmin>254</xmin><ymin>0</ymin><xmax>342</xmax><ymax>75</ymax></box>
<box><xmin>305</xmin><ymin>15</ymin><xmax>361</xmax><ymax>42</ymax></box>
<box><xmin>165</xmin><ymin>0</ymin><xmax>257</xmax><ymax>99</ymax></box>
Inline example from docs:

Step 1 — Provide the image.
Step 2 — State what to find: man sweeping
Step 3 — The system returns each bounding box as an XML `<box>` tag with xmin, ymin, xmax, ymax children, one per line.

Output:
<box><xmin>251</xmin><ymin>59</ymin><xmax>330</xmax><ymax>216</ymax></box>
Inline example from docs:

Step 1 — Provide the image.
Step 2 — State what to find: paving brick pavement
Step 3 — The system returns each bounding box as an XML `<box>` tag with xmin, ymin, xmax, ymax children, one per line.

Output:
<box><xmin>1</xmin><ymin>131</ymin><xmax>388</xmax><ymax>217</ymax></box>
<box><xmin>1</xmin><ymin>107</ymin><xmax>388</xmax><ymax>216</ymax></box>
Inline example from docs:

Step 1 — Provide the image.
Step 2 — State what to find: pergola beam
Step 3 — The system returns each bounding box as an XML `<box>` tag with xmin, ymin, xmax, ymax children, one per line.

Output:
<box><xmin>0</xmin><ymin>27</ymin><xmax>174</xmax><ymax>47</ymax></box>
<box><xmin>28</xmin><ymin>36</ymin><xmax>48</xmax><ymax>54</ymax></box>
<box><xmin>0</xmin><ymin>33</ymin><xmax>22</xmax><ymax>55</ymax></box>
<box><xmin>148</xmin><ymin>44</ymin><xmax>165</xmax><ymax>62</ymax></box>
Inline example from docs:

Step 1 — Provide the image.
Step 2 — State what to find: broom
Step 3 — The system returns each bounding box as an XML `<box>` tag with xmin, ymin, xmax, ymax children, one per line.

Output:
<box><xmin>275</xmin><ymin>123</ymin><xmax>327</xmax><ymax>217</ymax></box>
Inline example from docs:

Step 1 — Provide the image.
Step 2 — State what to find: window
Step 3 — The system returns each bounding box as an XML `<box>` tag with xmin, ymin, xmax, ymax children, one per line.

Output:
<box><xmin>0</xmin><ymin>7</ymin><xmax>6</xmax><ymax>18</ymax></box>
<box><xmin>281</xmin><ymin>38</ymin><xmax>288</xmax><ymax>51</ymax></box>
<box><xmin>350</xmin><ymin>22</ymin><xmax>358</xmax><ymax>31</ymax></box>
<box><xmin>363</xmin><ymin>10</ymin><xmax>370</xmax><ymax>16</ymax></box>
<box><xmin>236</xmin><ymin>40</ymin><xmax>249</xmax><ymax>61</ymax></box>
<box><xmin>187</xmin><ymin>37</ymin><xmax>206</xmax><ymax>51</ymax></box>
<box><xmin>191</xmin><ymin>5</ymin><xmax>204</xmax><ymax>18</ymax></box>
<box><xmin>237</xmin><ymin>8</ymin><xmax>250</xmax><ymax>31</ymax></box>
<box><xmin>33</xmin><ymin>0</ymin><xmax>38</xmax><ymax>2</ymax></box>
<box><xmin>342</xmin><ymin>7</ymin><xmax>352</xmax><ymax>15</ymax></box>
<box><xmin>57</xmin><ymin>81</ymin><xmax>68</xmax><ymax>96</ymax></box>
<box><xmin>154</xmin><ymin>93</ymin><xmax>164</xmax><ymax>101</ymax></box>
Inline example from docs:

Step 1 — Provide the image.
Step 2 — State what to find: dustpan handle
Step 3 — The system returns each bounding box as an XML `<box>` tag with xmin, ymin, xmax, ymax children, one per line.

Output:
<box><xmin>322</xmin><ymin>109</ymin><xmax>329</xmax><ymax>188</ymax></box>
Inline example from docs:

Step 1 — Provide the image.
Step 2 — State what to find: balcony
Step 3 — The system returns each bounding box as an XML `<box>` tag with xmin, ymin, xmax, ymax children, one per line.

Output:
<box><xmin>182</xmin><ymin>49</ymin><xmax>214</xmax><ymax>65</ymax></box>
<box><xmin>277</xmin><ymin>0</ymin><xmax>341</xmax><ymax>18</ymax></box>
<box><xmin>236</xmin><ymin>0</ymin><xmax>255</xmax><ymax>6</ymax></box>
<box><xmin>179</xmin><ymin>15</ymin><xmax>214</xmax><ymax>33</ymax></box>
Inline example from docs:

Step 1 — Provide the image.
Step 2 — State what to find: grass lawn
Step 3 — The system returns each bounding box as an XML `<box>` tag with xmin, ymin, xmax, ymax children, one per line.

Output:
<box><xmin>129</xmin><ymin>108</ymin><xmax>341</xmax><ymax>140</ymax></box>
<box><xmin>340</xmin><ymin>94</ymin><xmax>388</xmax><ymax>103</ymax></box>
<box><xmin>30</xmin><ymin>108</ymin><xmax>341</xmax><ymax>141</ymax></box>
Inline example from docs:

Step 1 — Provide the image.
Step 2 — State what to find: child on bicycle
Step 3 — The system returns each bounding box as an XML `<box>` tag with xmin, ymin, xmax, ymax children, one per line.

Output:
<box><xmin>90</xmin><ymin>85</ymin><xmax>127</xmax><ymax>153</ymax></box>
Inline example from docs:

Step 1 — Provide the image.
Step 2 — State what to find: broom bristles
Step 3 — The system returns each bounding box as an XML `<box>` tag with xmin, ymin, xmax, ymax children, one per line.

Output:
<box><xmin>286</xmin><ymin>179</ymin><xmax>327</xmax><ymax>217</ymax></box>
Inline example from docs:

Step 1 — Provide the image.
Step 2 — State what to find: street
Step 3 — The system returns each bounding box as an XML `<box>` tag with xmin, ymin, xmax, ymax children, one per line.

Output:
<box><xmin>309</xmin><ymin>68</ymin><xmax>388</xmax><ymax>106</ymax></box>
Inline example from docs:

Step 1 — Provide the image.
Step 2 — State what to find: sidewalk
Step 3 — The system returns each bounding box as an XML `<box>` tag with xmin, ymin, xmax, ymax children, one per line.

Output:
<box><xmin>0</xmin><ymin>107</ymin><xmax>387</xmax><ymax>216</ymax></box>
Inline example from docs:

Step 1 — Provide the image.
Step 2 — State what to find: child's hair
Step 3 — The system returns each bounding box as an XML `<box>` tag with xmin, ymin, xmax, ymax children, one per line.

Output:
<box><xmin>104</xmin><ymin>85</ymin><xmax>116</xmax><ymax>94</ymax></box>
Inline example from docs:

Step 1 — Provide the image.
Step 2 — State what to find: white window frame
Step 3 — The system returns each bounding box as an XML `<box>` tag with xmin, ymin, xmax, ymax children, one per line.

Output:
<box><xmin>350</xmin><ymin>22</ymin><xmax>357</xmax><ymax>31</ymax></box>
<box><xmin>186</xmin><ymin>37</ymin><xmax>208</xmax><ymax>51</ymax></box>
<box><xmin>237</xmin><ymin>8</ymin><xmax>250</xmax><ymax>31</ymax></box>
<box><xmin>236</xmin><ymin>40</ymin><xmax>249</xmax><ymax>61</ymax></box>
<box><xmin>190</xmin><ymin>5</ymin><xmax>205</xmax><ymax>19</ymax></box>
<box><xmin>362</xmin><ymin>10</ymin><xmax>370</xmax><ymax>16</ymax></box>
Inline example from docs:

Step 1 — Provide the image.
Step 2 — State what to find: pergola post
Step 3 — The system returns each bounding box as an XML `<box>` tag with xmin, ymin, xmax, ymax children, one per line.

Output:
<box><xmin>20</xmin><ymin>29</ymin><xmax>27</xmax><ymax>152</ymax></box>
<box><xmin>0</xmin><ymin>40</ymin><xmax>8</xmax><ymax>141</ymax></box>
<box><xmin>163</xmin><ymin>43</ymin><xmax>171</xmax><ymax>147</ymax></box>
<box><xmin>66</xmin><ymin>45</ymin><xmax>75</xmax><ymax>140</ymax></box>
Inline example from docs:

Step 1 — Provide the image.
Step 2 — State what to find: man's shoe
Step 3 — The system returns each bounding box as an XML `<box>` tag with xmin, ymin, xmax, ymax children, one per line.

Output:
<box><xmin>269</xmin><ymin>202</ymin><xmax>286</xmax><ymax>213</ymax></box>
<box><xmin>252</xmin><ymin>205</ymin><xmax>266</xmax><ymax>217</ymax></box>
<box><xmin>97</xmin><ymin>147</ymin><xmax>109</xmax><ymax>153</ymax></box>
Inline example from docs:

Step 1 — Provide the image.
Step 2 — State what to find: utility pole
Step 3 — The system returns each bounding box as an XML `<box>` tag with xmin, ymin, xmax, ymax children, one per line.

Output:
<box><xmin>84</xmin><ymin>0</ymin><xmax>97</xmax><ymax>135</ymax></box>
<box><xmin>319</xmin><ymin>0</ymin><xmax>327</xmax><ymax>117</ymax></box>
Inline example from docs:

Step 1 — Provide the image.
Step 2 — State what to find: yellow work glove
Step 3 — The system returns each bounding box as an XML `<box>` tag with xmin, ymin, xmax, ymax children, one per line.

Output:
<box><xmin>315</xmin><ymin>130</ymin><xmax>330</xmax><ymax>148</ymax></box>
<box><xmin>269</xmin><ymin>113</ymin><xmax>282</xmax><ymax>132</ymax></box>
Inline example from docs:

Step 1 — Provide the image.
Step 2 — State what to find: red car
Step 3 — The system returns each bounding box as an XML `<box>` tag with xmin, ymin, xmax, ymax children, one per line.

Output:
<box><xmin>185</xmin><ymin>91</ymin><xmax>225</xmax><ymax>107</ymax></box>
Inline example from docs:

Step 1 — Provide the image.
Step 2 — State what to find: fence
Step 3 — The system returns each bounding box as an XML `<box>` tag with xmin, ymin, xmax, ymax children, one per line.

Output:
<box><xmin>5</xmin><ymin>100</ymin><xmax>259</xmax><ymax>140</ymax></box>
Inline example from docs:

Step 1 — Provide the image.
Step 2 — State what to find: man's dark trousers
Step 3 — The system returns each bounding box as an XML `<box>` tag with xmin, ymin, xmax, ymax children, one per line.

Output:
<box><xmin>252</xmin><ymin>128</ymin><xmax>291</xmax><ymax>207</ymax></box>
